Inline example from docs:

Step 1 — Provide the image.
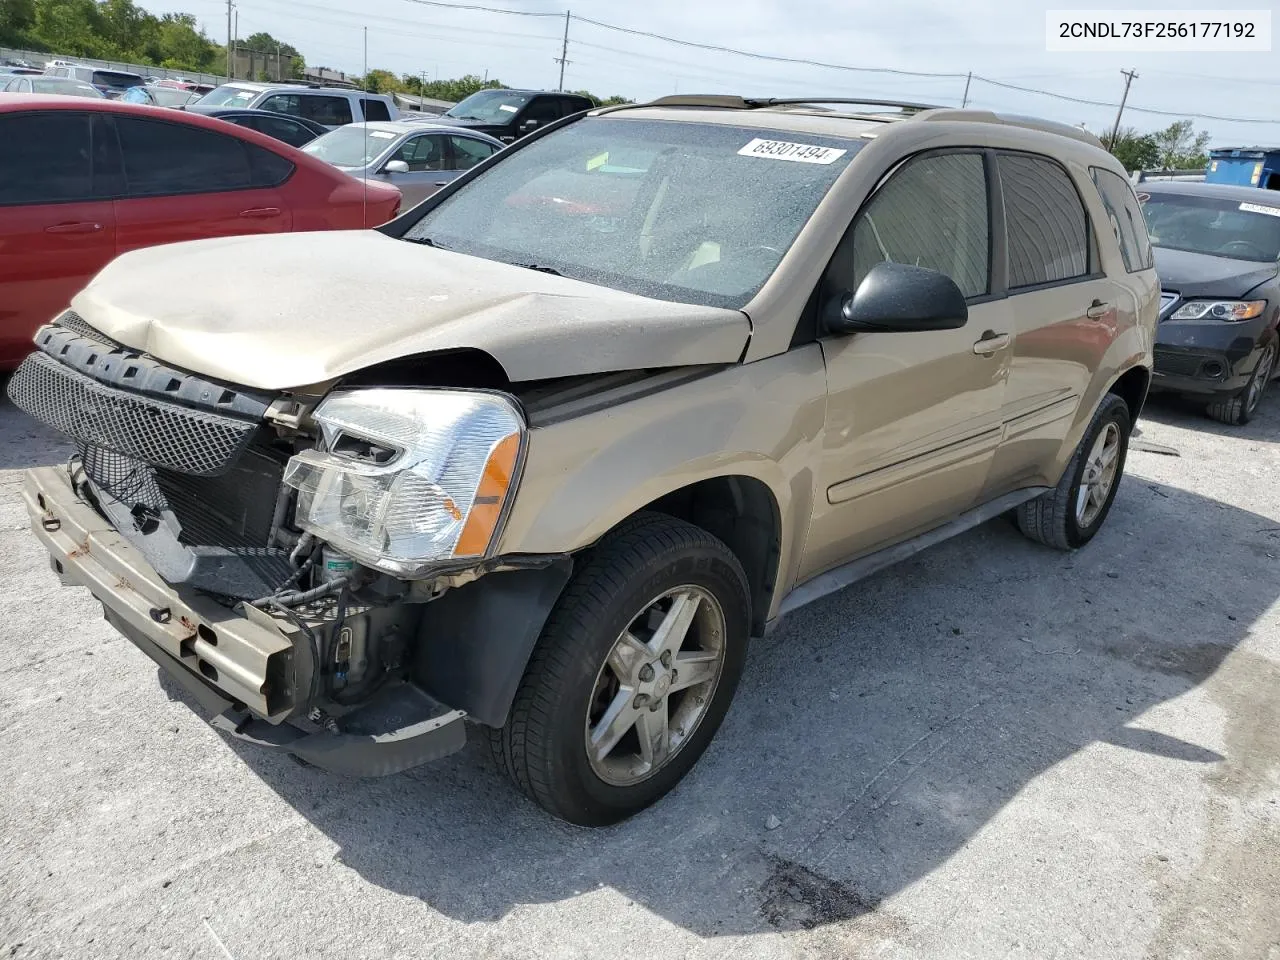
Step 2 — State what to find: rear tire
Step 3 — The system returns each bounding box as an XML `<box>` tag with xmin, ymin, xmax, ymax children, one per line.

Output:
<box><xmin>1206</xmin><ymin>341</ymin><xmax>1276</xmax><ymax>426</ymax></box>
<box><xmin>1016</xmin><ymin>393</ymin><xmax>1131</xmax><ymax>550</ymax></box>
<box><xmin>490</xmin><ymin>513</ymin><xmax>750</xmax><ymax>826</ymax></box>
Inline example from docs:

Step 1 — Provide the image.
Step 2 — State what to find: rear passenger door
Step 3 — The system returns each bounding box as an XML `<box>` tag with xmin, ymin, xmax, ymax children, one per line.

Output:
<box><xmin>112</xmin><ymin>116</ymin><xmax>293</xmax><ymax>254</ymax></box>
<box><xmin>0</xmin><ymin>111</ymin><xmax>118</xmax><ymax>366</ymax></box>
<box><xmin>983</xmin><ymin>152</ymin><xmax>1120</xmax><ymax>494</ymax></box>
<box><xmin>799</xmin><ymin>150</ymin><xmax>1014</xmax><ymax>578</ymax></box>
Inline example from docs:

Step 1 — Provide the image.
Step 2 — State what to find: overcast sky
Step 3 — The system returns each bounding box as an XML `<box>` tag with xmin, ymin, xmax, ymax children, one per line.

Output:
<box><xmin>167</xmin><ymin>0</ymin><xmax>1278</xmax><ymax>146</ymax></box>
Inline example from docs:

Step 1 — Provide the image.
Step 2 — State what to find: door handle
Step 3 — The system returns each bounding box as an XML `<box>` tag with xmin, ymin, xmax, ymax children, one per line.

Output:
<box><xmin>434</xmin><ymin>181</ymin><xmax>448</xmax><ymax>186</ymax></box>
<box><xmin>972</xmin><ymin>332</ymin><xmax>1011</xmax><ymax>356</ymax></box>
<box><xmin>1086</xmin><ymin>299</ymin><xmax>1112</xmax><ymax>319</ymax></box>
<box><xmin>239</xmin><ymin>207</ymin><xmax>281</xmax><ymax>218</ymax></box>
<box><xmin>44</xmin><ymin>221</ymin><xmax>102</xmax><ymax>234</ymax></box>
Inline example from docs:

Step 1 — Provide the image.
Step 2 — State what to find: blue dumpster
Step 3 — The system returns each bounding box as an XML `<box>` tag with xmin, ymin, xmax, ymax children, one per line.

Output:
<box><xmin>1205</xmin><ymin>148</ymin><xmax>1280</xmax><ymax>190</ymax></box>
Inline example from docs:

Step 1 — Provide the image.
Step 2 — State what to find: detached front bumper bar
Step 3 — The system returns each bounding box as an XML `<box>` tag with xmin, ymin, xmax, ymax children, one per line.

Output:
<box><xmin>22</xmin><ymin>465</ymin><xmax>467</xmax><ymax>776</ymax></box>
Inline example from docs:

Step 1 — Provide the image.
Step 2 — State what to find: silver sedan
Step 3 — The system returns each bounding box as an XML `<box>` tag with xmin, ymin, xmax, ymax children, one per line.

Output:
<box><xmin>302</xmin><ymin>121</ymin><xmax>505</xmax><ymax>209</ymax></box>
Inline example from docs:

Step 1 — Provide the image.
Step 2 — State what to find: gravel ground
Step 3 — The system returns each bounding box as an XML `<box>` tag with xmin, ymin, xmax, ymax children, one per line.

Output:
<box><xmin>1</xmin><ymin>385</ymin><xmax>1278</xmax><ymax>960</ymax></box>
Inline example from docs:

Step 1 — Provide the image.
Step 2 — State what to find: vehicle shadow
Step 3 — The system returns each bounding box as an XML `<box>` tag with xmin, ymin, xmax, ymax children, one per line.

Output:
<box><xmin>0</xmin><ymin>394</ymin><xmax>74</xmax><ymax>472</ymax></box>
<box><xmin>1140</xmin><ymin>386</ymin><xmax>1280</xmax><ymax>443</ymax></box>
<box><xmin>153</xmin><ymin>466</ymin><xmax>1279</xmax><ymax>939</ymax></box>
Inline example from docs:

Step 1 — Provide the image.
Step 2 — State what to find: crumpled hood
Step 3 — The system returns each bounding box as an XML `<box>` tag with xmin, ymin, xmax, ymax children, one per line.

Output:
<box><xmin>71</xmin><ymin>231</ymin><xmax>751</xmax><ymax>391</ymax></box>
<box><xmin>1154</xmin><ymin>246</ymin><xmax>1279</xmax><ymax>299</ymax></box>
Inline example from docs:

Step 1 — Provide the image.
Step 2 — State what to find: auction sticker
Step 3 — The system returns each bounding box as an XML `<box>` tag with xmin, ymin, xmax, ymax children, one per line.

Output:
<box><xmin>1241</xmin><ymin>201</ymin><xmax>1280</xmax><ymax>217</ymax></box>
<box><xmin>737</xmin><ymin>138</ymin><xmax>847</xmax><ymax>164</ymax></box>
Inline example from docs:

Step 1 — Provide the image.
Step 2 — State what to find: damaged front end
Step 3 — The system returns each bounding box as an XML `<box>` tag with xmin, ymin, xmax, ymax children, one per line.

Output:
<box><xmin>9</xmin><ymin>313</ymin><xmax>570</xmax><ymax>775</ymax></box>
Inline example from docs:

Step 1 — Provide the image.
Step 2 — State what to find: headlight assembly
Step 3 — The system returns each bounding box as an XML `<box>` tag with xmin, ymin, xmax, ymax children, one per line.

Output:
<box><xmin>283</xmin><ymin>389</ymin><xmax>524</xmax><ymax>577</ymax></box>
<box><xmin>1169</xmin><ymin>299</ymin><xmax>1266</xmax><ymax>322</ymax></box>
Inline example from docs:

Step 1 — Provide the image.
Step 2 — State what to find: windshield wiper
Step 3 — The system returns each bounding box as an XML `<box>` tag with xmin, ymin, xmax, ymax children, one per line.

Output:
<box><xmin>404</xmin><ymin>236</ymin><xmax>447</xmax><ymax>249</ymax></box>
<box><xmin>447</xmin><ymin>113</ymin><xmax>483</xmax><ymax>121</ymax></box>
<box><xmin>514</xmin><ymin>263</ymin><xmax>562</xmax><ymax>276</ymax></box>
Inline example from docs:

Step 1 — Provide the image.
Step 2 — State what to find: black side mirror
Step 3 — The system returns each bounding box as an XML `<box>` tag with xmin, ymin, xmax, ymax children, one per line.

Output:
<box><xmin>519</xmin><ymin>119</ymin><xmax>538</xmax><ymax>133</ymax></box>
<box><xmin>827</xmin><ymin>261</ymin><xmax>969</xmax><ymax>335</ymax></box>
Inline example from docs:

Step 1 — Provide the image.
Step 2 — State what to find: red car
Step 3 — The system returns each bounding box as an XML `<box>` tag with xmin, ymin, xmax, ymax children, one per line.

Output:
<box><xmin>0</xmin><ymin>94</ymin><xmax>401</xmax><ymax>368</ymax></box>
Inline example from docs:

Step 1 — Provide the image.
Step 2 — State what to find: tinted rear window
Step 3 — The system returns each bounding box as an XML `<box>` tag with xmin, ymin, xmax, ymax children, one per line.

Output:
<box><xmin>92</xmin><ymin>70</ymin><xmax>144</xmax><ymax>89</ymax></box>
<box><xmin>117</xmin><ymin>117</ymin><xmax>253</xmax><ymax>196</ymax></box>
<box><xmin>0</xmin><ymin>112</ymin><xmax>92</xmax><ymax>204</ymax></box>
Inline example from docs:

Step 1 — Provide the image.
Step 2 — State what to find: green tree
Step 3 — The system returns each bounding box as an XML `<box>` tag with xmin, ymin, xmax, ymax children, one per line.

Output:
<box><xmin>1108</xmin><ymin>127</ymin><xmax>1160</xmax><ymax>172</ymax></box>
<box><xmin>1151</xmin><ymin>119</ymin><xmax>1211</xmax><ymax>170</ymax></box>
<box><xmin>0</xmin><ymin>0</ymin><xmax>38</xmax><ymax>46</ymax></box>
<box><xmin>420</xmin><ymin>73</ymin><xmax>503</xmax><ymax>103</ymax></box>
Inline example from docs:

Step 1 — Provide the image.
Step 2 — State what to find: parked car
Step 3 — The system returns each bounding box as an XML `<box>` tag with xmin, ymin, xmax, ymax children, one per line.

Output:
<box><xmin>1139</xmin><ymin>180</ymin><xmax>1280</xmax><ymax>423</ymax></box>
<box><xmin>2</xmin><ymin>75</ymin><xmax>102</xmax><ymax>97</ymax></box>
<box><xmin>0</xmin><ymin>65</ymin><xmax>42</xmax><ymax>76</ymax></box>
<box><xmin>436</xmin><ymin>88</ymin><xmax>594</xmax><ymax>143</ymax></box>
<box><xmin>44</xmin><ymin>64</ymin><xmax>145</xmax><ymax>99</ymax></box>
<box><xmin>120</xmin><ymin>84</ymin><xmax>201</xmax><ymax>108</ymax></box>
<box><xmin>302</xmin><ymin>120</ymin><xmax>504</xmax><ymax>207</ymax></box>
<box><xmin>156</xmin><ymin>78</ymin><xmax>216</xmax><ymax>95</ymax></box>
<box><xmin>0</xmin><ymin>93</ymin><xmax>400</xmax><ymax>369</ymax></box>
<box><xmin>192</xmin><ymin>82</ymin><xmax>397</xmax><ymax>127</ymax></box>
<box><xmin>8</xmin><ymin>96</ymin><xmax>1155</xmax><ymax>826</ymax></box>
<box><xmin>192</xmin><ymin>107</ymin><xmax>328</xmax><ymax>147</ymax></box>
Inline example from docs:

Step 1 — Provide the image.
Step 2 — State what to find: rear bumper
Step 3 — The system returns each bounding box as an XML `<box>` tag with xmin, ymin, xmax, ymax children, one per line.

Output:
<box><xmin>23</xmin><ymin>464</ymin><xmax>467</xmax><ymax>776</ymax></box>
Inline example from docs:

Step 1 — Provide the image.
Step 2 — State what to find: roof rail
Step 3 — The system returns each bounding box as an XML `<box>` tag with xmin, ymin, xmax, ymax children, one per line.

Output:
<box><xmin>914</xmin><ymin>109</ymin><xmax>1105</xmax><ymax>148</ymax></box>
<box><xmin>644</xmin><ymin>94</ymin><xmax>943</xmax><ymax>112</ymax></box>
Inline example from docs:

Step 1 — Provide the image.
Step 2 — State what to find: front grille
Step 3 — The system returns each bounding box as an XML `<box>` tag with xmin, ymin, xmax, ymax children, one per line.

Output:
<box><xmin>8</xmin><ymin>352</ymin><xmax>257</xmax><ymax>476</ymax></box>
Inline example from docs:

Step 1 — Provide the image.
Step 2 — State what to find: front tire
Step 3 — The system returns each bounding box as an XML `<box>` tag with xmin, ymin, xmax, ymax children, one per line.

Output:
<box><xmin>1206</xmin><ymin>340</ymin><xmax>1276</xmax><ymax>426</ymax></box>
<box><xmin>1016</xmin><ymin>393</ymin><xmax>1131</xmax><ymax>550</ymax></box>
<box><xmin>490</xmin><ymin>513</ymin><xmax>750</xmax><ymax>826</ymax></box>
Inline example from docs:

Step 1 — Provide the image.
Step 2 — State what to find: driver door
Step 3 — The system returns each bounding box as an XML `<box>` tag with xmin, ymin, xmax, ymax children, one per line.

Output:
<box><xmin>799</xmin><ymin>149</ymin><xmax>1013</xmax><ymax>580</ymax></box>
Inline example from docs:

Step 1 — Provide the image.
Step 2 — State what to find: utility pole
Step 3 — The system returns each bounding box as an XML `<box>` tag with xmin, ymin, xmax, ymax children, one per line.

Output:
<box><xmin>225</xmin><ymin>0</ymin><xmax>233</xmax><ymax>79</ymax></box>
<box><xmin>1108</xmin><ymin>68</ymin><xmax>1138</xmax><ymax>149</ymax></box>
<box><xmin>232</xmin><ymin>9</ymin><xmax>238</xmax><ymax>78</ymax></box>
<box><xmin>276</xmin><ymin>43</ymin><xmax>282</xmax><ymax>82</ymax></box>
<box><xmin>556</xmin><ymin>10</ymin><xmax>570</xmax><ymax>91</ymax></box>
<box><xmin>961</xmin><ymin>71</ymin><xmax>971</xmax><ymax>108</ymax></box>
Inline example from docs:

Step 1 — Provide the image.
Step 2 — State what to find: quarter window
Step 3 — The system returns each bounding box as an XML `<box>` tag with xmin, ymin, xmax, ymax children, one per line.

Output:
<box><xmin>844</xmin><ymin>152</ymin><xmax>990</xmax><ymax>299</ymax></box>
<box><xmin>999</xmin><ymin>154</ymin><xmax>1090</xmax><ymax>287</ymax></box>
<box><xmin>361</xmin><ymin>98</ymin><xmax>391</xmax><ymax>122</ymax></box>
<box><xmin>117</xmin><ymin>117</ymin><xmax>252</xmax><ymax>196</ymax></box>
<box><xmin>1090</xmin><ymin>166</ymin><xmax>1153</xmax><ymax>272</ymax></box>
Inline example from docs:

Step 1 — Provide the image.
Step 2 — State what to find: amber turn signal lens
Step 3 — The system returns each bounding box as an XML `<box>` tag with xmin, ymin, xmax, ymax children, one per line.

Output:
<box><xmin>454</xmin><ymin>433</ymin><xmax>520</xmax><ymax>557</ymax></box>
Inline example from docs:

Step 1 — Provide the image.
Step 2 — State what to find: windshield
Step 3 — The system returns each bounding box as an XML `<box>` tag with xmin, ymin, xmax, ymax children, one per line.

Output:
<box><xmin>444</xmin><ymin>89</ymin><xmax>531</xmax><ymax>122</ymax></box>
<box><xmin>1141</xmin><ymin>192</ymin><xmax>1280</xmax><ymax>262</ymax></box>
<box><xmin>404</xmin><ymin>117</ymin><xmax>860</xmax><ymax>308</ymax></box>
<box><xmin>199</xmin><ymin>84</ymin><xmax>260</xmax><ymax>108</ymax></box>
<box><xmin>302</xmin><ymin>124</ymin><xmax>397</xmax><ymax>167</ymax></box>
<box><xmin>32</xmin><ymin>77</ymin><xmax>101</xmax><ymax>97</ymax></box>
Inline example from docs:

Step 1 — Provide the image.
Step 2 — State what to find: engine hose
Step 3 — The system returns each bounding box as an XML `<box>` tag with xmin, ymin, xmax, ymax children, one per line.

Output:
<box><xmin>254</xmin><ymin>575</ymin><xmax>351</xmax><ymax>609</ymax></box>
<box><xmin>288</xmin><ymin>532</ymin><xmax>315</xmax><ymax>567</ymax></box>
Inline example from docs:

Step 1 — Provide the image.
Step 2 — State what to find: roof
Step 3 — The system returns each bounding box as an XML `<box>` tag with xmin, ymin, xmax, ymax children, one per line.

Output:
<box><xmin>343</xmin><ymin>120</ymin><xmax>504</xmax><ymax>144</ymax></box>
<box><xmin>596</xmin><ymin>96</ymin><xmax>1106</xmax><ymax>150</ymax></box>
<box><xmin>1210</xmin><ymin>146</ymin><xmax>1280</xmax><ymax>155</ymax></box>
<box><xmin>1137</xmin><ymin>180</ymin><xmax>1279</xmax><ymax>201</ymax></box>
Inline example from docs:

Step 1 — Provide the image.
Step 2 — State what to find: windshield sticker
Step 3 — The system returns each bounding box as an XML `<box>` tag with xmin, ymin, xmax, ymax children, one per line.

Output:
<box><xmin>1240</xmin><ymin>201</ymin><xmax>1280</xmax><ymax>218</ymax></box>
<box><xmin>586</xmin><ymin>151</ymin><xmax>609</xmax><ymax>171</ymax></box>
<box><xmin>367</xmin><ymin>130</ymin><xmax>397</xmax><ymax>139</ymax></box>
<box><xmin>498</xmin><ymin>103</ymin><xmax>519</xmax><ymax>113</ymax></box>
<box><xmin>737</xmin><ymin>138</ymin><xmax>847</xmax><ymax>165</ymax></box>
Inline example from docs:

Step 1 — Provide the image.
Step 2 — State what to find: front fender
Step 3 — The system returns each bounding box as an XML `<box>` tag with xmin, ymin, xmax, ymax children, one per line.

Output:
<box><xmin>498</xmin><ymin>346</ymin><xmax>828</xmax><ymax>618</ymax></box>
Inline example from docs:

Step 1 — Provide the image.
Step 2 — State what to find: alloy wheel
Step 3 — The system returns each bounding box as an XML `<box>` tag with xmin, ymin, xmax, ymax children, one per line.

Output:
<box><xmin>1076</xmin><ymin>421</ymin><xmax>1121</xmax><ymax>529</ymax></box>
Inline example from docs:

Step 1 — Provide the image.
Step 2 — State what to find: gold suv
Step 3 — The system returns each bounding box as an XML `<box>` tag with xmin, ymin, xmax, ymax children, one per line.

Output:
<box><xmin>10</xmin><ymin>96</ymin><xmax>1157</xmax><ymax>825</ymax></box>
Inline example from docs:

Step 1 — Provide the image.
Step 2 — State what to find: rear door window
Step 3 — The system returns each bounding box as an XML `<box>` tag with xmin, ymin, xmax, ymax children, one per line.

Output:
<box><xmin>998</xmin><ymin>153</ymin><xmax>1091</xmax><ymax>288</ymax></box>
<box><xmin>259</xmin><ymin>93</ymin><xmax>353</xmax><ymax>126</ymax></box>
<box><xmin>246</xmin><ymin>143</ymin><xmax>294</xmax><ymax>187</ymax></box>
<box><xmin>1090</xmin><ymin>166</ymin><xmax>1154</xmax><ymax>272</ymax></box>
<box><xmin>520</xmin><ymin>96</ymin><xmax>562</xmax><ymax>126</ymax></box>
<box><xmin>239</xmin><ymin>114</ymin><xmax>314</xmax><ymax>147</ymax></box>
<box><xmin>116</xmin><ymin>117</ymin><xmax>252</xmax><ymax>196</ymax></box>
<box><xmin>360</xmin><ymin>98</ymin><xmax>391</xmax><ymax>122</ymax></box>
<box><xmin>448</xmin><ymin>135</ymin><xmax>499</xmax><ymax>170</ymax></box>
